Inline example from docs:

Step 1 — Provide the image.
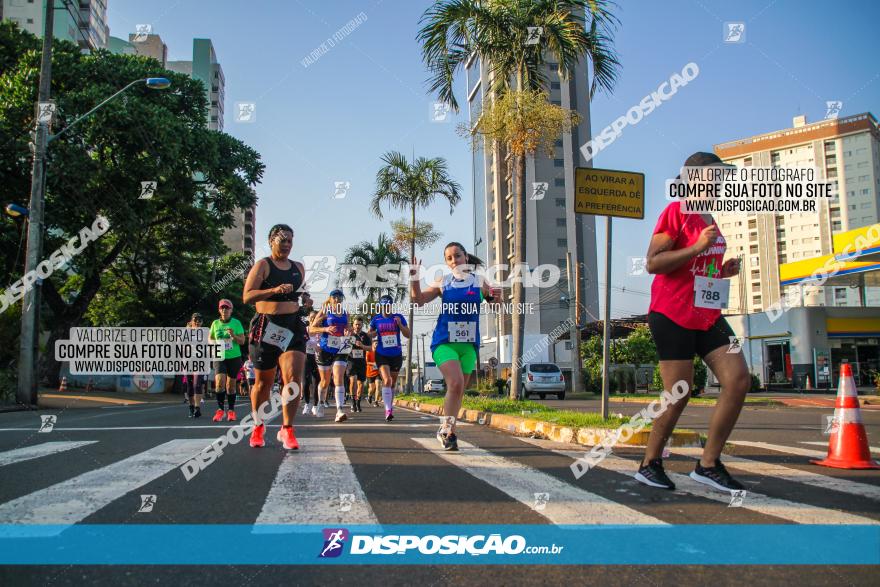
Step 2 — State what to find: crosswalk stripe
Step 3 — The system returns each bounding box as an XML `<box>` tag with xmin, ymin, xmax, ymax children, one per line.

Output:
<box><xmin>800</xmin><ymin>441</ymin><xmax>880</xmax><ymax>454</ymax></box>
<box><xmin>254</xmin><ymin>438</ymin><xmax>378</xmax><ymax>530</ymax></box>
<box><xmin>518</xmin><ymin>437</ymin><xmax>880</xmax><ymax>525</ymax></box>
<box><xmin>670</xmin><ymin>447</ymin><xmax>880</xmax><ymax>502</ymax></box>
<box><xmin>0</xmin><ymin>424</ymin><xmax>439</xmax><ymax>432</ymax></box>
<box><xmin>0</xmin><ymin>441</ymin><xmax>97</xmax><ymax>468</ymax></box>
<box><xmin>0</xmin><ymin>439</ymin><xmax>210</xmax><ymax>530</ymax></box>
<box><xmin>410</xmin><ymin>437</ymin><xmax>666</xmax><ymax>526</ymax></box>
<box><xmin>729</xmin><ymin>440</ymin><xmax>829</xmax><ymax>458</ymax></box>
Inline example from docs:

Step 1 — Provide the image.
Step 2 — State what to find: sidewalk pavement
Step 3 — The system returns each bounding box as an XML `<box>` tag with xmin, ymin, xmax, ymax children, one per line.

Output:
<box><xmin>37</xmin><ymin>388</ymin><xmax>181</xmax><ymax>409</ymax></box>
<box><xmin>701</xmin><ymin>391</ymin><xmax>880</xmax><ymax>408</ymax></box>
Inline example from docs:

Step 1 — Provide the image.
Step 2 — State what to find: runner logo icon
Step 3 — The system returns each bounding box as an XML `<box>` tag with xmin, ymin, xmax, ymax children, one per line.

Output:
<box><xmin>319</xmin><ymin>528</ymin><xmax>349</xmax><ymax>558</ymax></box>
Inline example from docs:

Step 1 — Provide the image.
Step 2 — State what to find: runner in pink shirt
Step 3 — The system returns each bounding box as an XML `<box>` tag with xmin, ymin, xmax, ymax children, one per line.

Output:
<box><xmin>635</xmin><ymin>152</ymin><xmax>751</xmax><ymax>493</ymax></box>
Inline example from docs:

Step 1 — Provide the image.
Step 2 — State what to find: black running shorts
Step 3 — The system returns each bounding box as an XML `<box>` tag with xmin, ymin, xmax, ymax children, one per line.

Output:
<box><xmin>648</xmin><ymin>311</ymin><xmax>735</xmax><ymax>361</ymax></box>
<box><xmin>248</xmin><ymin>313</ymin><xmax>307</xmax><ymax>371</ymax></box>
<box><xmin>375</xmin><ymin>353</ymin><xmax>403</xmax><ymax>372</ymax></box>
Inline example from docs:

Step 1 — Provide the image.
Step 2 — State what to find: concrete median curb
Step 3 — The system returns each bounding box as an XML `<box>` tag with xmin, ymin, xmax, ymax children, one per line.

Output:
<box><xmin>394</xmin><ymin>399</ymin><xmax>701</xmax><ymax>448</ymax></box>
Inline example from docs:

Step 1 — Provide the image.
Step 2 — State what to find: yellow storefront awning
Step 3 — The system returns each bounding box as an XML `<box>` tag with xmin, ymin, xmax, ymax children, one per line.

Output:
<box><xmin>833</xmin><ymin>223</ymin><xmax>880</xmax><ymax>262</ymax></box>
<box><xmin>827</xmin><ymin>317</ymin><xmax>880</xmax><ymax>338</ymax></box>
<box><xmin>779</xmin><ymin>253</ymin><xmax>880</xmax><ymax>287</ymax></box>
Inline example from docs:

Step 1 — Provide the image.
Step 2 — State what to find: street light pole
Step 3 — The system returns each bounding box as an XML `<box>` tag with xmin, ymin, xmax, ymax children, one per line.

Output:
<box><xmin>16</xmin><ymin>65</ymin><xmax>171</xmax><ymax>404</ymax></box>
<box><xmin>18</xmin><ymin>0</ymin><xmax>54</xmax><ymax>406</ymax></box>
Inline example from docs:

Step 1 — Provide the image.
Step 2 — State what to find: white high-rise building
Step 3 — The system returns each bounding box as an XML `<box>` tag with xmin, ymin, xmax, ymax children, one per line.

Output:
<box><xmin>714</xmin><ymin>113</ymin><xmax>880</xmax><ymax>313</ymax></box>
<box><xmin>2</xmin><ymin>0</ymin><xmax>108</xmax><ymax>50</ymax></box>
<box><xmin>467</xmin><ymin>54</ymin><xmax>600</xmax><ymax>366</ymax></box>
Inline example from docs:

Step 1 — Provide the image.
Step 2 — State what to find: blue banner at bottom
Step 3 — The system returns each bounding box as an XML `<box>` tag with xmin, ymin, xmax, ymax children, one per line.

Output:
<box><xmin>0</xmin><ymin>525</ymin><xmax>878</xmax><ymax>565</ymax></box>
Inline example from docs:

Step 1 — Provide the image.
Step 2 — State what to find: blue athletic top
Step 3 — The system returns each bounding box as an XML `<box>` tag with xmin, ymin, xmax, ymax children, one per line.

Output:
<box><xmin>319</xmin><ymin>310</ymin><xmax>349</xmax><ymax>354</ymax></box>
<box><xmin>369</xmin><ymin>313</ymin><xmax>407</xmax><ymax>357</ymax></box>
<box><xmin>430</xmin><ymin>273</ymin><xmax>482</xmax><ymax>353</ymax></box>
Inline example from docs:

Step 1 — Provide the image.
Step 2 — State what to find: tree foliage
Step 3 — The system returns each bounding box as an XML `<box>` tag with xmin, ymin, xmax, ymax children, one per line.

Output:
<box><xmin>464</xmin><ymin>89</ymin><xmax>579</xmax><ymax>157</ymax></box>
<box><xmin>0</xmin><ymin>22</ymin><xmax>264</xmax><ymax>383</ymax></box>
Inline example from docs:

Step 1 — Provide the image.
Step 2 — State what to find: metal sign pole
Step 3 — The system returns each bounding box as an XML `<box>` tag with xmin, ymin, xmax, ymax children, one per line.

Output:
<box><xmin>601</xmin><ymin>217</ymin><xmax>612</xmax><ymax>420</ymax></box>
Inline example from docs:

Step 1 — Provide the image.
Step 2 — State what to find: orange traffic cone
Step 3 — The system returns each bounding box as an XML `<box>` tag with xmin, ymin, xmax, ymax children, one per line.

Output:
<box><xmin>58</xmin><ymin>376</ymin><xmax>68</xmax><ymax>392</ymax></box>
<box><xmin>811</xmin><ymin>363</ymin><xmax>879</xmax><ymax>470</ymax></box>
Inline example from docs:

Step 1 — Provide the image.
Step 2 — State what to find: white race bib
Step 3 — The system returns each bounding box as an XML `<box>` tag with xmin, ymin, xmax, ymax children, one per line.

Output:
<box><xmin>222</xmin><ymin>338</ymin><xmax>233</xmax><ymax>351</ymax></box>
<box><xmin>326</xmin><ymin>335</ymin><xmax>343</xmax><ymax>350</ymax></box>
<box><xmin>694</xmin><ymin>276</ymin><xmax>730</xmax><ymax>309</ymax></box>
<box><xmin>381</xmin><ymin>334</ymin><xmax>398</xmax><ymax>348</ymax></box>
<box><xmin>448</xmin><ymin>321</ymin><xmax>476</xmax><ymax>343</ymax></box>
<box><xmin>262</xmin><ymin>321</ymin><xmax>293</xmax><ymax>350</ymax></box>
<box><xmin>351</xmin><ymin>349</ymin><xmax>364</xmax><ymax>359</ymax></box>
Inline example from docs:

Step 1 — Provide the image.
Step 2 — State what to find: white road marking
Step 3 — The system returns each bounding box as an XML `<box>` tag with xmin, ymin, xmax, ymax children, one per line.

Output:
<box><xmin>729</xmin><ymin>441</ymin><xmax>828</xmax><ymax>459</ymax></box>
<box><xmin>800</xmin><ymin>441</ymin><xmax>880</xmax><ymax>454</ymax></box>
<box><xmin>671</xmin><ymin>447</ymin><xmax>880</xmax><ymax>502</ymax></box>
<box><xmin>519</xmin><ymin>437</ymin><xmax>880</xmax><ymax>525</ymax></box>
<box><xmin>411</xmin><ymin>437</ymin><xmax>665</xmax><ymax>526</ymax></box>
<box><xmin>0</xmin><ymin>441</ymin><xmax>97</xmax><ymax>468</ymax></box>
<box><xmin>0</xmin><ymin>439</ymin><xmax>211</xmax><ymax>532</ymax></box>
<box><xmin>254</xmin><ymin>437</ymin><xmax>378</xmax><ymax>530</ymax></box>
<box><xmin>0</xmin><ymin>423</ymin><xmax>438</xmax><ymax>432</ymax></box>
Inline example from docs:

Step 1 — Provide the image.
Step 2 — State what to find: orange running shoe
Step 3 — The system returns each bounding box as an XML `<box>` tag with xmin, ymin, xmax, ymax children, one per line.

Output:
<box><xmin>249</xmin><ymin>423</ymin><xmax>266</xmax><ymax>448</ymax></box>
<box><xmin>227</xmin><ymin>409</ymin><xmax>237</xmax><ymax>422</ymax></box>
<box><xmin>212</xmin><ymin>409</ymin><xmax>225</xmax><ymax>422</ymax></box>
<box><xmin>276</xmin><ymin>426</ymin><xmax>299</xmax><ymax>450</ymax></box>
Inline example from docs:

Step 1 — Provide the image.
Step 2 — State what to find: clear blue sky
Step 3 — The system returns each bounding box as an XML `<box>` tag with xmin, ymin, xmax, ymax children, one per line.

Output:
<box><xmin>107</xmin><ymin>0</ymin><xmax>880</xmax><ymax>335</ymax></box>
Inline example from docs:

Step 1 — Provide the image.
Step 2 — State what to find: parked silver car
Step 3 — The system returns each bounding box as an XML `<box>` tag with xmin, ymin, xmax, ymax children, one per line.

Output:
<box><xmin>508</xmin><ymin>363</ymin><xmax>566</xmax><ymax>400</ymax></box>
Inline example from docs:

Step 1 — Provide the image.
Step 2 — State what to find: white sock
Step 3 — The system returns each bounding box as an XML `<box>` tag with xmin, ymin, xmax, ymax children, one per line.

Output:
<box><xmin>252</xmin><ymin>410</ymin><xmax>262</xmax><ymax>426</ymax></box>
<box><xmin>318</xmin><ymin>384</ymin><xmax>328</xmax><ymax>403</ymax></box>
<box><xmin>382</xmin><ymin>387</ymin><xmax>393</xmax><ymax>411</ymax></box>
<box><xmin>335</xmin><ymin>386</ymin><xmax>345</xmax><ymax>410</ymax></box>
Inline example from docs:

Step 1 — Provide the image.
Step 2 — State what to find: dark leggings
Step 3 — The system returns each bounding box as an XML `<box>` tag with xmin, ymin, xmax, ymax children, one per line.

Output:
<box><xmin>184</xmin><ymin>375</ymin><xmax>205</xmax><ymax>398</ymax></box>
<box><xmin>303</xmin><ymin>354</ymin><xmax>319</xmax><ymax>404</ymax></box>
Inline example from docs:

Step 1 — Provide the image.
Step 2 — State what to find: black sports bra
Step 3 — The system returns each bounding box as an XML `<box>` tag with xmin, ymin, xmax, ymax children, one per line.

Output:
<box><xmin>259</xmin><ymin>257</ymin><xmax>303</xmax><ymax>302</ymax></box>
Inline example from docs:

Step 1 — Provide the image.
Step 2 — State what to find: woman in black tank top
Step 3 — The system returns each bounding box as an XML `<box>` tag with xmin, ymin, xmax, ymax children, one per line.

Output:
<box><xmin>242</xmin><ymin>224</ymin><xmax>307</xmax><ymax>450</ymax></box>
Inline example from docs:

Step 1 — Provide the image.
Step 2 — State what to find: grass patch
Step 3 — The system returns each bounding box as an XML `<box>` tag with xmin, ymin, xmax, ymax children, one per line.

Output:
<box><xmin>398</xmin><ymin>394</ymin><xmax>630</xmax><ymax>429</ymax></box>
<box><xmin>605</xmin><ymin>393</ymin><xmax>783</xmax><ymax>406</ymax></box>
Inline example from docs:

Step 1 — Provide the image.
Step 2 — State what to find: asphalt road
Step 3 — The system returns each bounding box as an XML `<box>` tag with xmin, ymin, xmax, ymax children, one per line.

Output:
<box><xmin>0</xmin><ymin>397</ymin><xmax>877</xmax><ymax>585</ymax></box>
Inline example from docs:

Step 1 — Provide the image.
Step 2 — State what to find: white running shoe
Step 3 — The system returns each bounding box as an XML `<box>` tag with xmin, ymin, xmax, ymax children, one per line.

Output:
<box><xmin>335</xmin><ymin>411</ymin><xmax>347</xmax><ymax>423</ymax></box>
<box><xmin>315</xmin><ymin>403</ymin><xmax>325</xmax><ymax>418</ymax></box>
<box><xmin>302</xmin><ymin>403</ymin><xmax>311</xmax><ymax>416</ymax></box>
<box><xmin>310</xmin><ymin>404</ymin><xmax>318</xmax><ymax>417</ymax></box>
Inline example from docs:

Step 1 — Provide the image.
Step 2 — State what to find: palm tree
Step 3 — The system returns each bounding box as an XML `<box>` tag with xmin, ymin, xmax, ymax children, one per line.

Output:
<box><xmin>418</xmin><ymin>0</ymin><xmax>620</xmax><ymax>400</ymax></box>
<box><xmin>371</xmin><ymin>151</ymin><xmax>462</xmax><ymax>393</ymax></box>
<box><xmin>339</xmin><ymin>233</ymin><xmax>407</xmax><ymax>305</ymax></box>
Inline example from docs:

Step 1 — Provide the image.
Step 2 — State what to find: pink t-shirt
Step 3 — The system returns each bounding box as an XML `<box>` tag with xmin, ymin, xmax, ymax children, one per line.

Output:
<box><xmin>648</xmin><ymin>202</ymin><xmax>727</xmax><ymax>330</ymax></box>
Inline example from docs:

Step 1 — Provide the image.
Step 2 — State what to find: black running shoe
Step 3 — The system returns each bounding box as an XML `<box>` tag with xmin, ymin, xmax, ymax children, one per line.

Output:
<box><xmin>690</xmin><ymin>459</ymin><xmax>745</xmax><ymax>492</ymax></box>
<box><xmin>193</xmin><ymin>408</ymin><xmax>201</xmax><ymax>419</ymax></box>
<box><xmin>436</xmin><ymin>430</ymin><xmax>459</xmax><ymax>451</ymax></box>
<box><xmin>634</xmin><ymin>458</ymin><xmax>676</xmax><ymax>490</ymax></box>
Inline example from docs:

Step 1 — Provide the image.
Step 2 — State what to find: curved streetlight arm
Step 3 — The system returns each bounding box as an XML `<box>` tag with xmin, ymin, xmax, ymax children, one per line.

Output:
<box><xmin>48</xmin><ymin>78</ymin><xmax>145</xmax><ymax>143</ymax></box>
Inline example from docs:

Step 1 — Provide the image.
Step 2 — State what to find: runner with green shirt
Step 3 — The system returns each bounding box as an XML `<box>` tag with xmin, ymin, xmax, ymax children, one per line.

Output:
<box><xmin>209</xmin><ymin>299</ymin><xmax>247</xmax><ymax>422</ymax></box>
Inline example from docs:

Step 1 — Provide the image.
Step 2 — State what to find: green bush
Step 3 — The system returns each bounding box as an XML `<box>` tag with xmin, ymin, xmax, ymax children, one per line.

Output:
<box><xmin>750</xmin><ymin>373</ymin><xmax>762</xmax><ymax>392</ymax></box>
<box><xmin>693</xmin><ymin>358</ymin><xmax>707</xmax><ymax>394</ymax></box>
<box><xmin>0</xmin><ymin>368</ymin><xmax>16</xmax><ymax>405</ymax></box>
<box><xmin>651</xmin><ymin>357</ymin><xmax>707</xmax><ymax>396</ymax></box>
<box><xmin>474</xmin><ymin>378</ymin><xmax>499</xmax><ymax>397</ymax></box>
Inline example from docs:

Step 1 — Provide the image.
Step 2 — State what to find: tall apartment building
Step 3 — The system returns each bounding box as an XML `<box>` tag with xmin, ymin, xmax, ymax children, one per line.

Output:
<box><xmin>2</xmin><ymin>0</ymin><xmax>108</xmax><ymax>50</ymax></box>
<box><xmin>714</xmin><ymin>113</ymin><xmax>880</xmax><ymax>313</ymax></box>
<box><xmin>167</xmin><ymin>38</ymin><xmax>224</xmax><ymax>132</ymax></box>
<box><xmin>467</xmin><ymin>54</ymin><xmax>600</xmax><ymax>364</ymax></box>
<box><xmin>167</xmin><ymin>39</ymin><xmax>256</xmax><ymax>258</ymax></box>
<box><xmin>108</xmin><ymin>31</ymin><xmax>168</xmax><ymax>66</ymax></box>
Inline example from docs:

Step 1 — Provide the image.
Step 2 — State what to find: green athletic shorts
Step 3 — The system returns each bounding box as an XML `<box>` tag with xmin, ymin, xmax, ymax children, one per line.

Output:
<box><xmin>432</xmin><ymin>342</ymin><xmax>477</xmax><ymax>375</ymax></box>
